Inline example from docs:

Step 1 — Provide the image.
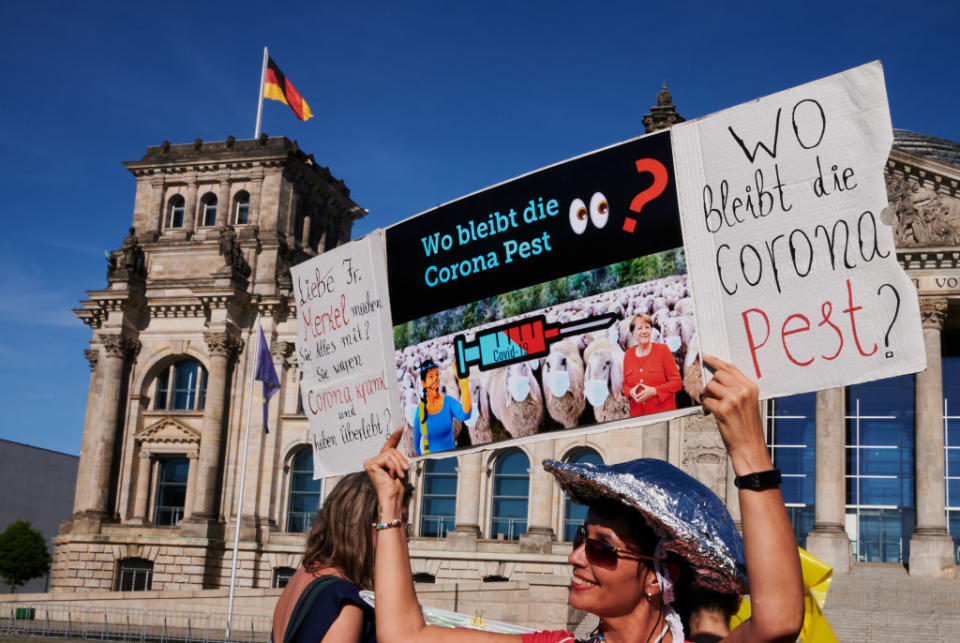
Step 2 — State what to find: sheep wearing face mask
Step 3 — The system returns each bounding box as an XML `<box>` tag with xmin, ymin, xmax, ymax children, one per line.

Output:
<box><xmin>487</xmin><ymin>361</ymin><xmax>544</xmax><ymax>439</ymax></box>
<box><xmin>683</xmin><ymin>331</ymin><xmax>703</xmax><ymax>404</ymax></box>
<box><xmin>541</xmin><ymin>340</ymin><xmax>586</xmax><ymax>429</ymax></box>
<box><xmin>582</xmin><ymin>338</ymin><xmax>628</xmax><ymax>423</ymax></box>
<box><xmin>465</xmin><ymin>367</ymin><xmax>492</xmax><ymax>444</ymax></box>
<box><xmin>399</xmin><ymin>386</ymin><xmax>420</xmax><ymax>456</ymax></box>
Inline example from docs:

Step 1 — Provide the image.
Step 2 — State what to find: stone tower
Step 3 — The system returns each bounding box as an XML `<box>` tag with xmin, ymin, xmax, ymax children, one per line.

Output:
<box><xmin>55</xmin><ymin>136</ymin><xmax>363</xmax><ymax>591</ymax></box>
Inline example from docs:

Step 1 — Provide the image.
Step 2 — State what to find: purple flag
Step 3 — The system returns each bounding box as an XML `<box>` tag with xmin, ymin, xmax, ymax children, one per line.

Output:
<box><xmin>255</xmin><ymin>327</ymin><xmax>281</xmax><ymax>432</ymax></box>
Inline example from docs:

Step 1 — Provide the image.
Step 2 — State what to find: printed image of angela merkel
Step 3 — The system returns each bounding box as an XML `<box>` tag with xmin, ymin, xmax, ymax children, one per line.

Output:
<box><xmin>413</xmin><ymin>360</ymin><xmax>472</xmax><ymax>455</ymax></box>
<box><xmin>622</xmin><ymin>313</ymin><xmax>682</xmax><ymax>417</ymax></box>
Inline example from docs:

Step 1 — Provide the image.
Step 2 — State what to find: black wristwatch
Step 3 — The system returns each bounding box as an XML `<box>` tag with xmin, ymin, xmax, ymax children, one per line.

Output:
<box><xmin>734</xmin><ymin>468</ymin><xmax>782</xmax><ymax>490</ymax></box>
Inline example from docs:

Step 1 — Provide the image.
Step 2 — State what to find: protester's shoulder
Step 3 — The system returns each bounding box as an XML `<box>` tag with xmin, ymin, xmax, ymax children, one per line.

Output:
<box><xmin>317</xmin><ymin>576</ymin><xmax>364</xmax><ymax>600</ymax></box>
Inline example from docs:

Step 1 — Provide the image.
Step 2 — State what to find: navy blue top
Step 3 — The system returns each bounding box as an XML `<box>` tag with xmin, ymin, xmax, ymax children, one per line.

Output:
<box><xmin>284</xmin><ymin>576</ymin><xmax>376</xmax><ymax>643</ymax></box>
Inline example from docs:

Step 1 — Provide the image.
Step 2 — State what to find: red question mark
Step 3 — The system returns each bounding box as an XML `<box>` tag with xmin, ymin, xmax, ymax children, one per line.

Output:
<box><xmin>623</xmin><ymin>158</ymin><xmax>669</xmax><ymax>233</ymax></box>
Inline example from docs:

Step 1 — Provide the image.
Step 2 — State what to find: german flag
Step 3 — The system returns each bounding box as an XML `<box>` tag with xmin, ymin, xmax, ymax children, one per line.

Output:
<box><xmin>264</xmin><ymin>57</ymin><xmax>313</xmax><ymax>122</ymax></box>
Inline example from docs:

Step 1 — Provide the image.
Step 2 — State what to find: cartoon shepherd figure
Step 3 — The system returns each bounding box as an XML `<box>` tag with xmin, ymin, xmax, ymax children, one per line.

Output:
<box><xmin>414</xmin><ymin>360</ymin><xmax>472</xmax><ymax>455</ymax></box>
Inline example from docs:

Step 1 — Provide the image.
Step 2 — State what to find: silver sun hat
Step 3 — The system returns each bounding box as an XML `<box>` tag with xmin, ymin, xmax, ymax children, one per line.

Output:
<box><xmin>544</xmin><ymin>457</ymin><xmax>748</xmax><ymax>595</ymax></box>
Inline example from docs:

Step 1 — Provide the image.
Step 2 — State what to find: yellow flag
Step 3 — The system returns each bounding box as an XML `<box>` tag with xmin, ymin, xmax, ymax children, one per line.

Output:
<box><xmin>729</xmin><ymin>547</ymin><xmax>838</xmax><ymax>642</ymax></box>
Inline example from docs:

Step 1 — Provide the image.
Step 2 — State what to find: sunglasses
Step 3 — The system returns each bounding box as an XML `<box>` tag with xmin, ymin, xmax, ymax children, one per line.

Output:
<box><xmin>572</xmin><ymin>524</ymin><xmax>654</xmax><ymax>569</ymax></box>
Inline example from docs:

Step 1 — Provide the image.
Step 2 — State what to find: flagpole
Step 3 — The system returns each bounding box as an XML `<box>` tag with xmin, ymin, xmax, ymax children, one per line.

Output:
<box><xmin>226</xmin><ymin>314</ymin><xmax>261</xmax><ymax>639</ymax></box>
<box><xmin>254</xmin><ymin>47</ymin><xmax>269</xmax><ymax>139</ymax></box>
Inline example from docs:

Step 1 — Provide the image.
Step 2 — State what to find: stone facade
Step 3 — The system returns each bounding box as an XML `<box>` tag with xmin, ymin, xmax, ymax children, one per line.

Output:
<box><xmin>54</xmin><ymin>136</ymin><xmax>364</xmax><ymax>592</ymax></box>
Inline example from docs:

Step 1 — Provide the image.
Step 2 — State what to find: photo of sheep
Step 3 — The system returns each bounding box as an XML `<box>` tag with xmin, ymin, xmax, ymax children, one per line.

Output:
<box><xmin>393</xmin><ymin>248</ymin><xmax>699</xmax><ymax>458</ymax></box>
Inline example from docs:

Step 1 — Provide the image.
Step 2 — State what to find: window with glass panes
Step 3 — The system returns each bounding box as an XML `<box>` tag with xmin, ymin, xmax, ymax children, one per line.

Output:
<box><xmin>168</xmin><ymin>195</ymin><xmax>185</xmax><ymax>228</ymax></box>
<box><xmin>768</xmin><ymin>393</ymin><xmax>816</xmax><ymax>548</ymax></box>
<box><xmin>200</xmin><ymin>193</ymin><xmax>217</xmax><ymax>226</ymax></box>
<box><xmin>234</xmin><ymin>191</ymin><xmax>250</xmax><ymax>225</ymax></box>
<box><xmin>155</xmin><ymin>360</ymin><xmax>207</xmax><ymax>411</ymax></box>
<box><xmin>420</xmin><ymin>457</ymin><xmax>457</xmax><ymax>538</ymax></box>
<box><xmin>287</xmin><ymin>449</ymin><xmax>323</xmax><ymax>532</ymax></box>
<box><xmin>846</xmin><ymin>375</ymin><xmax>915</xmax><ymax>563</ymax></box>
<box><xmin>942</xmin><ymin>356</ymin><xmax>960</xmax><ymax>563</ymax></box>
<box><xmin>154</xmin><ymin>458</ymin><xmax>188</xmax><ymax>526</ymax></box>
<box><xmin>491</xmin><ymin>450</ymin><xmax>529</xmax><ymax>540</ymax></box>
<box><xmin>116</xmin><ymin>558</ymin><xmax>153</xmax><ymax>591</ymax></box>
<box><xmin>561</xmin><ymin>449</ymin><xmax>603</xmax><ymax>542</ymax></box>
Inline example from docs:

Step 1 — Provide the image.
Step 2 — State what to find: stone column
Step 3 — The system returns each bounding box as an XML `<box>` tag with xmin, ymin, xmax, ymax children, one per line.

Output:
<box><xmin>446</xmin><ymin>451</ymin><xmax>482</xmax><ymax>550</ymax></box>
<box><xmin>184</xmin><ymin>179</ymin><xmax>199</xmax><ymax>233</ymax></box>
<box><xmin>79</xmin><ymin>333</ymin><xmax>139</xmax><ymax>522</ymax></box>
<box><xmin>805</xmin><ymin>386</ymin><xmax>851</xmax><ymax>573</ymax></box>
<box><xmin>188</xmin><ymin>331</ymin><xmax>241</xmax><ymax>525</ymax></box>
<box><xmin>910</xmin><ymin>297</ymin><xmax>956</xmax><ymax>578</ymax></box>
<box><xmin>72</xmin><ymin>348</ymin><xmax>102</xmax><ymax>516</ymax></box>
<box><xmin>217</xmin><ymin>178</ymin><xmax>231</xmax><ymax>228</ymax></box>
<box><xmin>248</xmin><ymin>175</ymin><xmax>263</xmax><ymax>227</ymax></box>
<box><xmin>642</xmin><ymin>421</ymin><xmax>669</xmax><ymax>460</ymax></box>
<box><xmin>520</xmin><ymin>440</ymin><xmax>555</xmax><ymax>553</ymax></box>
<box><xmin>184</xmin><ymin>451</ymin><xmax>199</xmax><ymax>519</ymax></box>
<box><xmin>132</xmin><ymin>450</ymin><xmax>153</xmax><ymax>523</ymax></box>
<box><xmin>150</xmin><ymin>179</ymin><xmax>165</xmax><ymax>235</ymax></box>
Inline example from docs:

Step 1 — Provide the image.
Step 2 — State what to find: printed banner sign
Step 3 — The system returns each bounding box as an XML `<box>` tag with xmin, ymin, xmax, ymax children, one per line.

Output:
<box><xmin>673</xmin><ymin>61</ymin><xmax>924</xmax><ymax>397</ymax></box>
<box><xmin>386</xmin><ymin>132</ymin><xmax>700</xmax><ymax>458</ymax></box>
<box><xmin>292</xmin><ymin>230</ymin><xmax>401</xmax><ymax>477</ymax></box>
<box><xmin>293</xmin><ymin>61</ymin><xmax>925</xmax><ymax>474</ymax></box>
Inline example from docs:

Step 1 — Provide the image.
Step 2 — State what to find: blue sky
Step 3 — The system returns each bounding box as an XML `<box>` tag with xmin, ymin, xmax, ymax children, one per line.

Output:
<box><xmin>1</xmin><ymin>1</ymin><xmax>957</xmax><ymax>455</ymax></box>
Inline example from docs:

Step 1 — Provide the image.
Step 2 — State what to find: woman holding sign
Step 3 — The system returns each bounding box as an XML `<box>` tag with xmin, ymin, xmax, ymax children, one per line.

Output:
<box><xmin>365</xmin><ymin>356</ymin><xmax>803</xmax><ymax>643</ymax></box>
<box><xmin>413</xmin><ymin>360</ymin><xmax>472</xmax><ymax>455</ymax></box>
<box><xmin>272</xmin><ymin>472</ymin><xmax>412</xmax><ymax>643</ymax></box>
<box><xmin>623</xmin><ymin>314</ymin><xmax>682</xmax><ymax>417</ymax></box>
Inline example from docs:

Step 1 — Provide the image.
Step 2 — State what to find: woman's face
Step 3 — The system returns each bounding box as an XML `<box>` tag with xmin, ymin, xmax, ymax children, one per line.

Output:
<box><xmin>567</xmin><ymin>509</ymin><xmax>655</xmax><ymax>620</ymax></box>
<box><xmin>633</xmin><ymin>319</ymin><xmax>653</xmax><ymax>346</ymax></box>
<box><xmin>422</xmin><ymin>367</ymin><xmax>439</xmax><ymax>392</ymax></box>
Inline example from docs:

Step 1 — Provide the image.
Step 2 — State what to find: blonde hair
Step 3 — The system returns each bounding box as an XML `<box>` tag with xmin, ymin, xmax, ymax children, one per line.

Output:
<box><xmin>630</xmin><ymin>313</ymin><xmax>654</xmax><ymax>332</ymax></box>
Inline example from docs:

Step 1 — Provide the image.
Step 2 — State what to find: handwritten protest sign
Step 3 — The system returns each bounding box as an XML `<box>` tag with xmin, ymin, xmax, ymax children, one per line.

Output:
<box><xmin>292</xmin><ymin>230</ymin><xmax>401</xmax><ymax>477</ymax></box>
<box><xmin>292</xmin><ymin>62</ymin><xmax>925</xmax><ymax>474</ymax></box>
<box><xmin>673</xmin><ymin>61</ymin><xmax>924</xmax><ymax>397</ymax></box>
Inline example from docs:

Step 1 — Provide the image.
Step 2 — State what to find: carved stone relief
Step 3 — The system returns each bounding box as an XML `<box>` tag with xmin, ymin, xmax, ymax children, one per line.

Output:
<box><xmin>886</xmin><ymin>172</ymin><xmax>960</xmax><ymax>246</ymax></box>
<box><xmin>679</xmin><ymin>415</ymin><xmax>727</xmax><ymax>499</ymax></box>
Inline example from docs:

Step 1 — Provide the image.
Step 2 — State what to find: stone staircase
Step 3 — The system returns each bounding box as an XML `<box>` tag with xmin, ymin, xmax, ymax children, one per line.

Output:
<box><xmin>823</xmin><ymin>564</ymin><xmax>960</xmax><ymax>642</ymax></box>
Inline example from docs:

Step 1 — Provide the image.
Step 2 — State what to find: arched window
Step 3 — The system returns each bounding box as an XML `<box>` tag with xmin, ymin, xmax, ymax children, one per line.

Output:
<box><xmin>234</xmin><ymin>190</ymin><xmax>250</xmax><ymax>225</ymax></box>
<box><xmin>154</xmin><ymin>458</ymin><xmax>188</xmax><ymax>526</ymax></box>
<box><xmin>420</xmin><ymin>457</ymin><xmax>457</xmax><ymax>538</ymax></box>
<box><xmin>116</xmin><ymin>558</ymin><xmax>153</xmax><ymax>591</ymax></box>
<box><xmin>154</xmin><ymin>359</ymin><xmax>208</xmax><ymax>411</ymax></box>
<box><xmin>491</xmin><ymin>450</ymin><xmax>529</xmax><ymax>540</ymax></box>
<box><xmin>561</xmin><ymin>449</ymin><xmax>603</xmax><ymax>541</ymax></box>
<box><xmin>167</xmin><ymin>195</ymin><xmax>185</xmax><ymax>229</ymax></box>
<box><xmin>200</xmin><ymin>192</ymin><xmax>217</xmax><ymax>227</ymax></box>
<box><xmin>287</xmin><ymin>449</ymin><xmax>323</xmax><ymax>532</ymax></box>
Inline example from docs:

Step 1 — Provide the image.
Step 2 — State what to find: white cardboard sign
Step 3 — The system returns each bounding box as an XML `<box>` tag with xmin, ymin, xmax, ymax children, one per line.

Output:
<box><xmin>291</xmin><ymin>230</ymin><xmax>401</xmax><ymax>477</ymax></box>
<box><xmin>292</xmin><ymin>62</ymin><xmax>926</xmax><ymax>476</ymax></box>
<box><xmin>673</xmin><ymin>61</ymin><xmax>924</xmax><ymax>397</ymax></box>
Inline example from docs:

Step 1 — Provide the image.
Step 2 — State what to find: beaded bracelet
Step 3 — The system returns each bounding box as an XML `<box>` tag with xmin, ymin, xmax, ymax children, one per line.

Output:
<box><xmin>373</xmin><ymin>518</ymin><xmax>404</xmax><ymax>531</ymax></box>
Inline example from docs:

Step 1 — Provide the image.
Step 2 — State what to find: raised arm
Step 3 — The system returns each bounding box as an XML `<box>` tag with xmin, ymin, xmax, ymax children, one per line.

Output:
<box><xmin>364</xmin><ymin>430</ymin><xmax>518</xmax><ymax>643</ymax></box>
<box><xmin>700</xmin><ymin>355</ymin><xmax>804</xmax><ymax>643</ymax></box>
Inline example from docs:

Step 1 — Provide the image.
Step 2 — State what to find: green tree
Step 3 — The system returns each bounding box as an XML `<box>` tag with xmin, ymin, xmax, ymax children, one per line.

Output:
<box><xmin>0</xmin><ymin>520</ymin><xmax>51</xmax><ymax>593</ymax></box>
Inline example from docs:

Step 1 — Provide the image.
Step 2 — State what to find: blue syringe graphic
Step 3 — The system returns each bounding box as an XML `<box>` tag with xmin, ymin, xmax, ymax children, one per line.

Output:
<box><xmin>453</xmin><ymin>313</ymin><xmax>618</xmax><ymax>378</ymax></box>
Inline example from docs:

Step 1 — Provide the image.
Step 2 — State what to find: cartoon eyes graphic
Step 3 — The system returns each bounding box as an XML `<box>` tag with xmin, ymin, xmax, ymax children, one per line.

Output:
<box><xmin>569</xmin><ymin>192</ymin><xmax>608</xmax><ymax>234</ymax></box>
